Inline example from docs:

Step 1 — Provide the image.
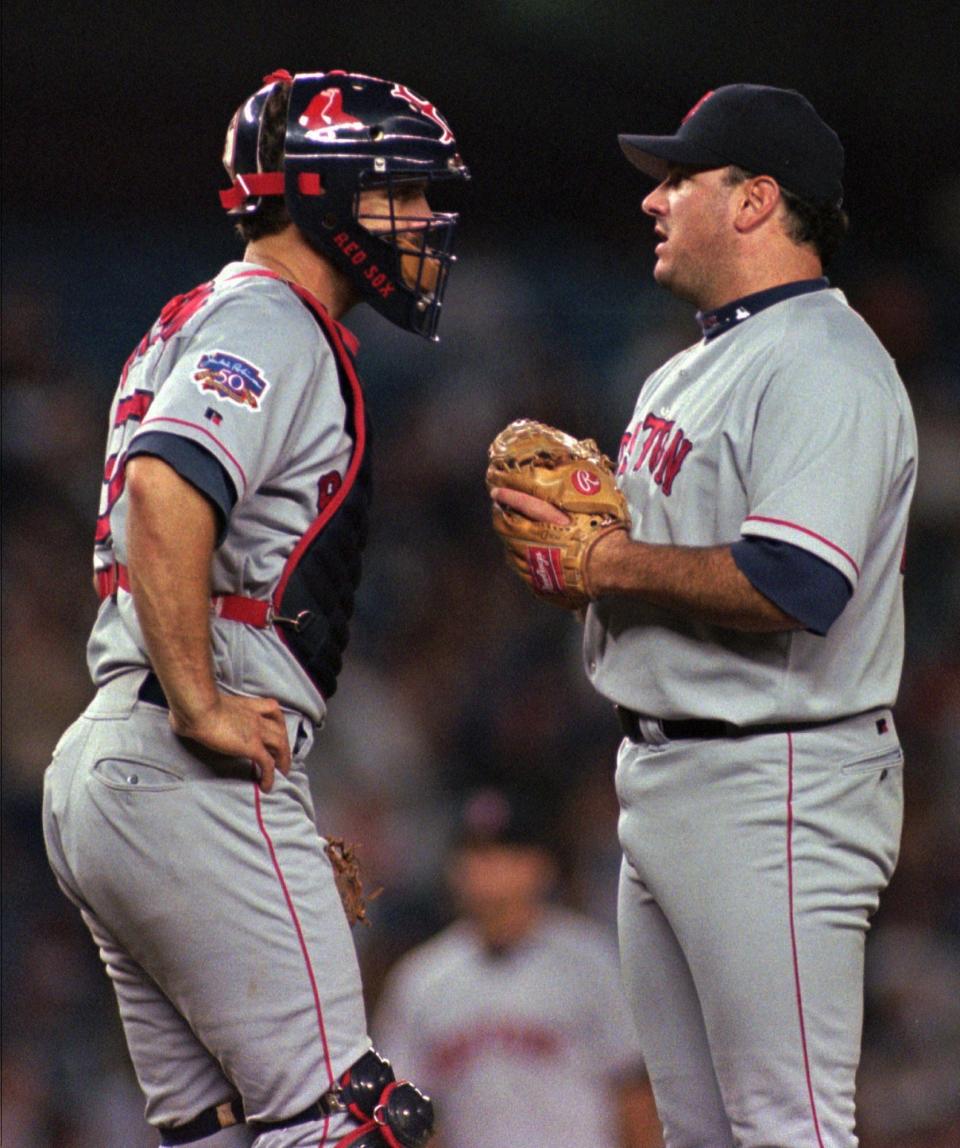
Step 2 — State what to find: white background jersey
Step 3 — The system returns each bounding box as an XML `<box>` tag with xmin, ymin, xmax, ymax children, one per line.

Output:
<box><xmin>88</xmin><ymin>262</ymin><xmax>355</xmax><ymax>724</ymax></box>
<box><xmin>583</xmin><ymin>289</ymin><xmax>917</xmax><ymax>724</ymax></box>
<box><xmin>373</xmin><ymin>909</ymin><xmax>644</xmax><ymax>1148</ymax></box>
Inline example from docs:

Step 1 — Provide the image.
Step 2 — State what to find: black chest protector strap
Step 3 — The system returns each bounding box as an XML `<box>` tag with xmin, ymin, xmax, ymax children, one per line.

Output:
<box><xmin>269</xmin><ymin>280</ymin><xmax>373</xmax><ymax>700</ymax></box>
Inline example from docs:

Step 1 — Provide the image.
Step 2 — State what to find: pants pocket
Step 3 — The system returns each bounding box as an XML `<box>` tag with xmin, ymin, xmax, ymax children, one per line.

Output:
<box><xmin>839</xmin><ymin>745</ymin><xmax>904</xmax><ymax>775</ymax></box>
<box><xmin>93</xmin><ymin>756</ymin><xmax>184</xmax><ymax>792</ymax></box>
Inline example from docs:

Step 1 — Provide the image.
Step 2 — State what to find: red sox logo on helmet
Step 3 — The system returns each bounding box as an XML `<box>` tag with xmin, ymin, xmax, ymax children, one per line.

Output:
<box><xmin>571</xmin><ymin>469</ymin><xmax>602</xmax><ymax>496</ymax></box>
<box><xmin>299</xmin><ymin>88</ymin><xmax>365</xmax><ymax>139</ymax></box>
<box><xmin>390</xmin><ymin>82</ymin><xmax>455</xmax><ymax>144</ymax></box>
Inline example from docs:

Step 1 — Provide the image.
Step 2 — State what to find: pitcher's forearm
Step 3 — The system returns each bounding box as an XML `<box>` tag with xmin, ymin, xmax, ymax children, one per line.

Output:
<box><xmin>589</xmin><ymin>531</ymin><xmax>801</xmax><ymax>632</ymax></box>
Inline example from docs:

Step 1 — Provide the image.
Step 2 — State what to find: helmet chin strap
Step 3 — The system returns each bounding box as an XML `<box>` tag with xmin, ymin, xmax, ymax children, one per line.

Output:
<box><xmin>220</xmin><ymin>170</ymin><xmax>326</xmax><ymax>212</ymax></box>
<box><xmin>219</xmin><ymin>171</ymin><xmax>285</xmax><ymax>211</ymax></box>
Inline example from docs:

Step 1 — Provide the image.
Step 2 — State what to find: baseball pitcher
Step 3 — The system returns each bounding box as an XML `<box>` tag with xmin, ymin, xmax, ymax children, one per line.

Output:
<box><xmin>488</xmin><ymin>84</ymin><xmax>917</xmax><ymax>1147</ymax></box>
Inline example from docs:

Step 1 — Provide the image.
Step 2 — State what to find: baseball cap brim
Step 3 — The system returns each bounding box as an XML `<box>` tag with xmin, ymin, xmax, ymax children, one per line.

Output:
<box><xmin>618</xmin><ymin>134</ymin><xmax>729</xmax><ymax>182</ymax></box>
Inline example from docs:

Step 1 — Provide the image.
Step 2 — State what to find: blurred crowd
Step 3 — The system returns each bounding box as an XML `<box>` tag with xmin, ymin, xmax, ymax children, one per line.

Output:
<box><xmin>2</xmin><ymin>229</ymin><xmax>959</xmax><ymax>1146</ymax></box>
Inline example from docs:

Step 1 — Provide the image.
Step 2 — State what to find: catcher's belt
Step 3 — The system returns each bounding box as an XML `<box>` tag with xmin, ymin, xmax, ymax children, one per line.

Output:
<box><xmin>96</xmin><ymin>561</ymin><xmax>311</xmax><ymax>630</ymax></box>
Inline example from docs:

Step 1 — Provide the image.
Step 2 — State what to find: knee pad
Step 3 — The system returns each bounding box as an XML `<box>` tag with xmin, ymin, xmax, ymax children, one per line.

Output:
<box><xmin>337</xmin><ymin>1048</ymin><xmax>434</xmax><ymax>1148</ymax></box>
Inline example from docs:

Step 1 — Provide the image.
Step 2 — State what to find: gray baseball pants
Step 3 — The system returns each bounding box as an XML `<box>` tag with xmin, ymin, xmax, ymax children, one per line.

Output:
<box><xmin>615</xmin><ymin>708</ymin><xmax>903</xmax><ymax>1147</ymax></box>
<box><xmin>43</xmin><ymin>671</ymin><xmax>370</xmax><ymax>1146</ymax></box>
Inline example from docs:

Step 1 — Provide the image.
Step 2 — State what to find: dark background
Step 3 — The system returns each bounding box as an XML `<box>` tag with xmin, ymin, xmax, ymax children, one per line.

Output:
<box><xmin>3</xmin><ymin>3</ymin><xmax>959</xmax><ymax>1145</ymax></box>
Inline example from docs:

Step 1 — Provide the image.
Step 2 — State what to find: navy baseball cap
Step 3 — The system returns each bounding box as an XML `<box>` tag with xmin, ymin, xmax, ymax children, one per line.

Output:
<box><xmin>619</xmin><ymin>84</ymin><xmax>844</xmax><ymax>206</ymax></box>
<box><xmin>456</xmin><ymin>788</ymin><xmax>557</xmax><ymax>852</ymax></box>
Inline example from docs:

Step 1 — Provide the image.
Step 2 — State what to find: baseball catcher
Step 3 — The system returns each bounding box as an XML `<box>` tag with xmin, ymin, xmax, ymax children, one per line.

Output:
<box><xmin>486</xmin><ymin>419</ymin><xmax>630</xmax><ymax>610</ymax></box>
<box><xmin>41</xmin><ymin>66</ymin><xmax>467</xmax><ymax>1148</ymax></box>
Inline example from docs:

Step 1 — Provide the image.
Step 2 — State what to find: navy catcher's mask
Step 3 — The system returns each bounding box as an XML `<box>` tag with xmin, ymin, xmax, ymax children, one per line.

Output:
<box><xmin>221</xmin><ymin>70</ymin><xmax>469</xmax><ymax>340</ymax></box>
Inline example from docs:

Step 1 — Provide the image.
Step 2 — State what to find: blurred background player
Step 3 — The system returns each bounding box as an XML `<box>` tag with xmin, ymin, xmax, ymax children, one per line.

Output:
<box><xmin>374</xmin><ymin>788</ymin><xmax>663</xmax><ymax>1148</ymax></box>
<box><xmin>40</xmin><ymin>69</ymin><xmax>468</xmax><ymax>1148</ymax></box>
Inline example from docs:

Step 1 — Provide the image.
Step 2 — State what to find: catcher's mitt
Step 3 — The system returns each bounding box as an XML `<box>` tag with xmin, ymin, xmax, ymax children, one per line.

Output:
<box><xmin>324</xmin><ymin>837</ymin><xmax>381</xmax><ymax>928</ymax></box>
<box><xmin>486</xmin><ymin>419</ymin><xmax>629</xmax><ymax>610</ymax></box>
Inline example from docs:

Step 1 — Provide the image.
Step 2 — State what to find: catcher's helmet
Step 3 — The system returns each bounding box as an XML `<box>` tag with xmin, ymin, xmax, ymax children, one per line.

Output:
<box><xmin>221</xmin><ymin>69</ymin><xmax>469</xmax><ymax>340</ymax></box>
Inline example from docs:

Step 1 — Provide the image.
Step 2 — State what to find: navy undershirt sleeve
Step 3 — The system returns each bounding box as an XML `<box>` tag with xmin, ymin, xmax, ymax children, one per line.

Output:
<box><xmin>127</xmin><ymin>432</ymin><xmax>237</xmax><ymax>543</ymax></box>
<box><xmin>730</xmin><ymin>536</ymin><xmax>852</xmax><ymax>636</ymax></box>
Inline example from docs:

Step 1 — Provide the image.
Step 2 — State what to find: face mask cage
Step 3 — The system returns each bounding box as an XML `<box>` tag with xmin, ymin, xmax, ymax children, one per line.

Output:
<box><xmin>354</xmin><ymin>171</ymin><xmax>462</xmax><ymax>339</ymax></box>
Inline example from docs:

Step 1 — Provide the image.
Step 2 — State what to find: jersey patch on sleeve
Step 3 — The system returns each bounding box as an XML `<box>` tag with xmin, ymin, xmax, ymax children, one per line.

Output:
<box><xmin>193</xmin><ymin>351</ymin><xmax>271</xmax><ymax>412</ymax></box>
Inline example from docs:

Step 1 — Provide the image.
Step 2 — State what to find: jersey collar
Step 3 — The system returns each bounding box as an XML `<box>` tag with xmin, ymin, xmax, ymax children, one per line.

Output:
<box><xmin>696</xmin><ymin>277</ymin><xmax>829</xmax><ymax>341</ymax></box>
<box><xmin>229</xmin><ymin>265</ymin><xmax>361</xmax><ymax>357</ymax></box>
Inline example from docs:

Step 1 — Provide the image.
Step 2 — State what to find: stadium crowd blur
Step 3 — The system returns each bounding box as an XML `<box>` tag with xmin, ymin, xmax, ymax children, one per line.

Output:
<box><xmin>3</xmin><ymin>222</ymin><xmax>959</xmax><ymax>1145</ymax></box>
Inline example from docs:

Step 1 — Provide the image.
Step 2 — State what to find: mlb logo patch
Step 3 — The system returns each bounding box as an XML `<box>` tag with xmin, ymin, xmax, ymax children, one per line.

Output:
<box><xmin>194</xmin><ymin>351</ymin><xmax>270</xmax><ymax>411</ymax></box>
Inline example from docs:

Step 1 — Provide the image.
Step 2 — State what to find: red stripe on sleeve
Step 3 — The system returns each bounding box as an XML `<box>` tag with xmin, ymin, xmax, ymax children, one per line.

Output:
<box><xmin>744</xmin><ymin>515</ymin><xmax>860</xmax><ymax>577</ymax></box>
<box><xmin>137</xmin><ymin>416</ymin><xmax>248</xmax><ymax>494</ymax></box>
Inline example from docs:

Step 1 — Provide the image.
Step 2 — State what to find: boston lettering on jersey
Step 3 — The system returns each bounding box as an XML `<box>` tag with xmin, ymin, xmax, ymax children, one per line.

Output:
<box><xmin>618</xmin><ymin>413</ymin><xmax>693</xmax><ymax>496</ymax></box>
<box><xmin>428</xmin><ymin>1021</ymin><xmax>561</xmax><ymax>1076</ymax></box>
<box><xmin>317</xmin><ymin>470</ymin><xmax>343</xmax><ymax>511</ymax></box>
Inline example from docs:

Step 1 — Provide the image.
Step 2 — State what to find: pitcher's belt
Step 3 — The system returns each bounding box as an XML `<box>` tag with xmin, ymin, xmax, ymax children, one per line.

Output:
<box><xmin>615</xmin><ymin>704</ymin><xmax>844</xmax><ymax>742</ymax></box>
<box><xmin>95</xmin><ymin>562</ymin><xmax>310</xmax><ymax>630</ymax></box>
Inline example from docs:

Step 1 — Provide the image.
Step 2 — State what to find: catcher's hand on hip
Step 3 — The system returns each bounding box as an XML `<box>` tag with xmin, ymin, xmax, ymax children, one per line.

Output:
<box><xmin>486</xmin><ymin>419</ymin><xmax>630</xmax><ymax>610</ymax></box>
<box><xmin>169</xmin><ymin>693</ymin><xmax>292</xmax><ymax>792</ymax></box>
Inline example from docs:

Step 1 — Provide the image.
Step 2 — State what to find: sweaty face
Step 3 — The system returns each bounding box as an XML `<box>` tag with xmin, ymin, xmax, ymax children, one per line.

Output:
<box><xmin>357</xmin><ymin>181</ymin><xmax>441</xmax><ymax>293</ymax></box>
<box><xmin>641</xmin><ymin>165</ymin><xmax>741</xmax><ymax>308</ymax></box>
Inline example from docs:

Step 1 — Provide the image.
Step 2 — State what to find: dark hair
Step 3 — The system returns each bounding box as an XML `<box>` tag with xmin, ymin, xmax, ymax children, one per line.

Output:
<box><xmin>725</xmin><ymin>165</ymin><xmax>849</xmax><ymax>267</ymax></box>
<box><xmin>234</xmin><ymin>83</ymin><xmax>292</xmax><ymax>243</ymax></box>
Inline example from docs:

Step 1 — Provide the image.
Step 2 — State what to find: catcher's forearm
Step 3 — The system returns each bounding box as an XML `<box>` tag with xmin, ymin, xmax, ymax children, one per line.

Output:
<box><xmin>589</xmin><ymin>531</ymin><xmax>801</xmax><ymax>632</ymax></box>
<box><xmin>125</xmin><ymin>456</ymin><xmax>222</xmax><ymax>723</ymax></box>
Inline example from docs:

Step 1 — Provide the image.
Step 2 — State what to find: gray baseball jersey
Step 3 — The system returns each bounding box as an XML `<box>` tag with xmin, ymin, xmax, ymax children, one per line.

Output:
<box><xmin>373</xmin><ymin>910</ymin><xmax>644</xmax><ymax>1148</ymax></box>
<box><xmin>90</xmin><ymin>260</ymin><xmax>355</xmax><ymax>725</ymax></box>
<box><xmin>584</xmin><ymin>286</ymin><xmax>917</xmax><ymax>725</ymax></box>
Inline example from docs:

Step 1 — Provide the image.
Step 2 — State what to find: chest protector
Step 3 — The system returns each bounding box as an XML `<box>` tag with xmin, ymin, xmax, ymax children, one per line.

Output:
<box><xmin>271</xmin><ymin>285</ymin><xmax>372</xmax><ymax>699</ymax></box>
